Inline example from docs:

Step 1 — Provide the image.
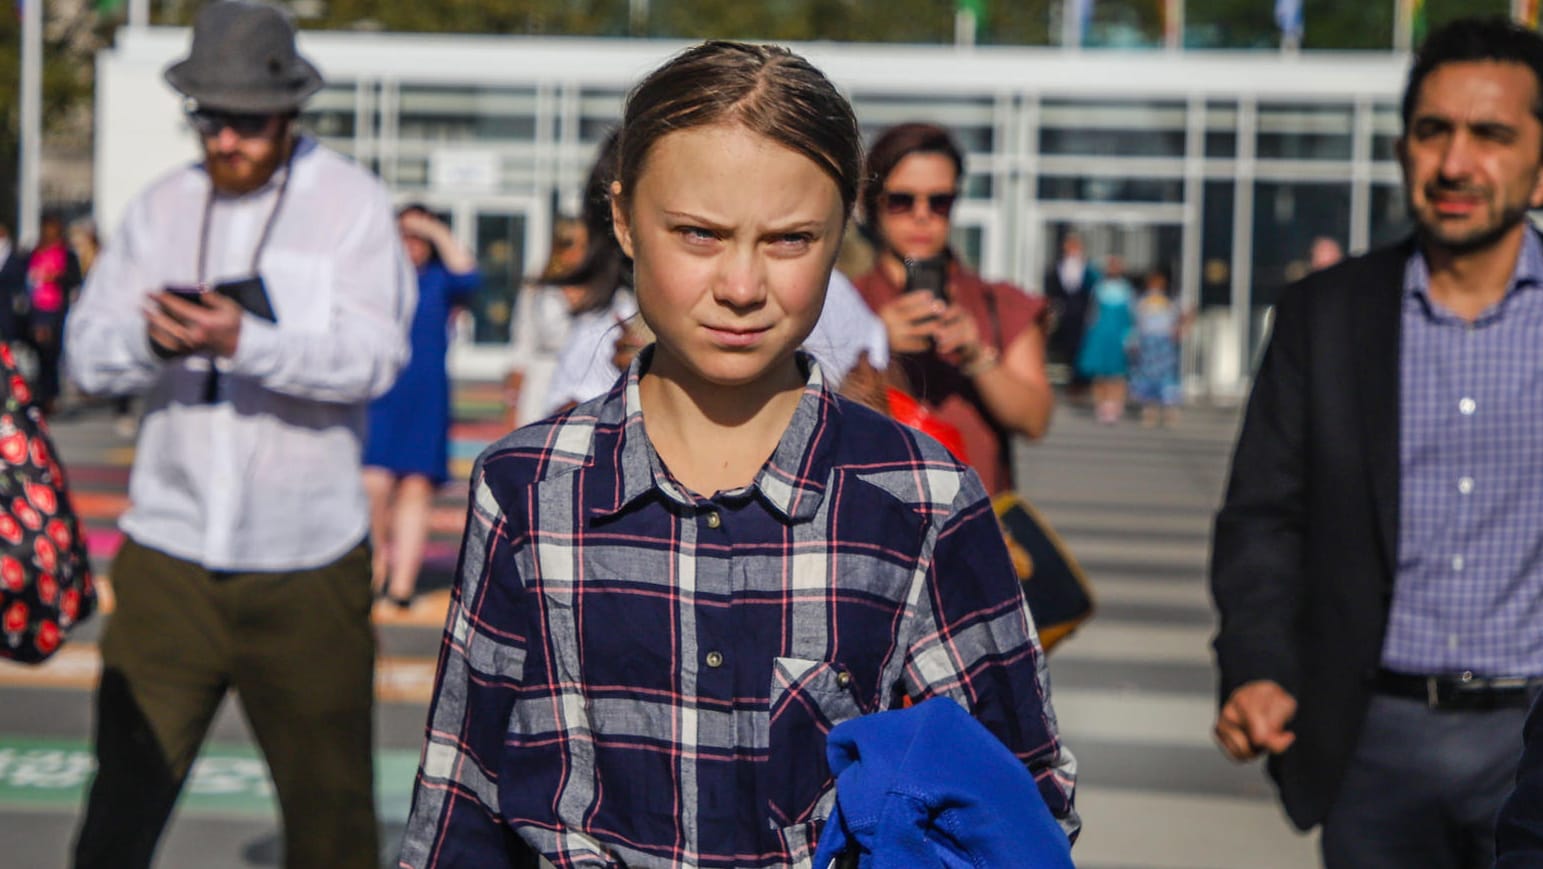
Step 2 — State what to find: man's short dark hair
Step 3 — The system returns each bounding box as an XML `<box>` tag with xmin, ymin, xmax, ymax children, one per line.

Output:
<box><xmin>1402</xmin><ymin>17</ymin><xmax>1543</xmax><ymax>129</ymax></box>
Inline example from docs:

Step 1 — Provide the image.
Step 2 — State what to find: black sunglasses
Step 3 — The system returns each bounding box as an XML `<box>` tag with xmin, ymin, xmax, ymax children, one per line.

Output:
<box><xmin>187</xmin><ymin>108</ymin><xmax>276</xmax><ymax>138</ymax></box>
<box><xmin>879</xmin><ymin>190</ymin><xmax>958</xmax><ymax>218</ymax></box>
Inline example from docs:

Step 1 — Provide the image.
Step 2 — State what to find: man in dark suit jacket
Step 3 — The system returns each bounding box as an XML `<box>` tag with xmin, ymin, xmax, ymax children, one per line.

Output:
<box><xmin>1043</xmin><ymin>231</ymin><xmax>1097</xmax><ymax>387</ymax></box>
<box><xmin>1213</xmin><ymin>19</ymin><xmax>1543</xmax><ymax>869</ymax></box>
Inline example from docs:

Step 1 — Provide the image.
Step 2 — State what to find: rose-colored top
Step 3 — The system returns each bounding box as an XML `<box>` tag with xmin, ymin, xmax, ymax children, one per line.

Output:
<box><xmin>853</xmin><ymin>262</ymin><xmax>1045</xmax><ymax>495</ymax></box>
<box><xmin>27</xmin><ymin>244</ymin><xmax>68</xmax><ymax>314</ymax></box>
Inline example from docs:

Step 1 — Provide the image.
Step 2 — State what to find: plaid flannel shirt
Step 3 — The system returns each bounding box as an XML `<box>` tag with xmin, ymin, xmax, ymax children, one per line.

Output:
<box><xmin>399</xmin><ymin>351</ymin><xmax>1077</xmax><ymax>868</ymax></box>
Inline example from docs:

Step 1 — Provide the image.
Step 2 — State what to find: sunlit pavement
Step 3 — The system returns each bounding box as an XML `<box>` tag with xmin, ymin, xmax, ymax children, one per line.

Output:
<box><xmin>0</xmin><ymin>387</ymin><xmax>1317</xmax><ymax>868</ymax></box>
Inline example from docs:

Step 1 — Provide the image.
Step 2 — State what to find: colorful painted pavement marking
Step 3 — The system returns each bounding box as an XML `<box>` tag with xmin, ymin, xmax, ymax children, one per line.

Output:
<box><xmin>0</xmin><ymin>643</ymin><xmax>443</xmax><ymax>703</ymax></box>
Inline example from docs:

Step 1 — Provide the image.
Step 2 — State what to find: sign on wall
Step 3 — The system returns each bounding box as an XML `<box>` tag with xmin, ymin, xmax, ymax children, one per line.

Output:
<box><xmin>430</xmin><ymin>150</ymin><xmax>500</xmax><ymax>193</ymax></box>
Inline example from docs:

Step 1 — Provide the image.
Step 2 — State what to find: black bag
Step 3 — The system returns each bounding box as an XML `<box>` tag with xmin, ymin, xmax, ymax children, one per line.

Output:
<box><xmin>993</xmin><ymin>492</ymin><xmax>1095</xmax><ymax>651</ymax></box>
<box><xmin>0</xmin><ymin>341</ymin><xmax>95</xmax><ymax>663</ymax></box>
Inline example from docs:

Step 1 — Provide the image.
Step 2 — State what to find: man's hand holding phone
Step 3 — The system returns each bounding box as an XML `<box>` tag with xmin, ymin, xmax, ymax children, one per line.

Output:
<box><xmin>146</xmin><ymin>286</ymin><xmax>244</xmax><ymax>359</ymax></box>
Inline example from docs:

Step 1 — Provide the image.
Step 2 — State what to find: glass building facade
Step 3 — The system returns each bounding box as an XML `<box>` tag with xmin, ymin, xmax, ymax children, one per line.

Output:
<box><xmin>97</xmin><ymin>29</ymin><xmax>1413</xmax><ymax>394</ymax></box>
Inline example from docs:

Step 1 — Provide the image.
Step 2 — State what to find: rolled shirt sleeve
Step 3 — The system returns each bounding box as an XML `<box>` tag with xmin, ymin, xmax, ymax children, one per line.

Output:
<box><xmin>65</xmin><ymin>197</ymin><xmax>168</xmax><ymax>396</ymax></box>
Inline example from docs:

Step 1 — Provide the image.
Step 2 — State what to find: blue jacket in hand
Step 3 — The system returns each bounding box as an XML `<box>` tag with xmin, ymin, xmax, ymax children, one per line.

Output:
<box><xmin>811</xmin><ymin>697</ymin><xmax>1075</xmax><ymax>869</ymax></box>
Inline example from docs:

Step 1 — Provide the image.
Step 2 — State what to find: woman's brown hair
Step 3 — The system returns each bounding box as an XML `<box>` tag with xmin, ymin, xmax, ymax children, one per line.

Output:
<box><xmin>616</xmin><ymin>41</ymin><xmax>862</xmax><ymax>218</ymax></box>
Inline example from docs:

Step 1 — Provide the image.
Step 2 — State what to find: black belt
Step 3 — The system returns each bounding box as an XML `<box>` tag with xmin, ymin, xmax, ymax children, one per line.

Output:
<box><xmin>1374</xmin><ymin>668</ymin><xmax>1543</xmax><ymax>711</ymax></box>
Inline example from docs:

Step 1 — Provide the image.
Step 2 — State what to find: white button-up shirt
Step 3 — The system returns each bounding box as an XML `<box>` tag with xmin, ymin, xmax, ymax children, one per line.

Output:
<box><xmin>66</xmin><ymin>138</ymin><xmax>414</xmax><ymax>571</ymax></box>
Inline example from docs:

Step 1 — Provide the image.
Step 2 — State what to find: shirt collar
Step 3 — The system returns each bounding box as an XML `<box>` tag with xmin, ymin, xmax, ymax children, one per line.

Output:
<box><xmin>595</xmin><ymin>347</ymin><xmax>835</xmax><ymax>523</ymax></box>
<box><xmin>1404</xmin><ymin>227</ymin><xmax>1543</xmax><ymax>304</ymax></box>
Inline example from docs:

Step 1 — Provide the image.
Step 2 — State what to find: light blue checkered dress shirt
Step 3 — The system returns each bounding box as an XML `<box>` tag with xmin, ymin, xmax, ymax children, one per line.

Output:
<box><xmin>1385</xmin><ymin>230</ymin><xmax>1543</xmax><ymax>675</ymax></box>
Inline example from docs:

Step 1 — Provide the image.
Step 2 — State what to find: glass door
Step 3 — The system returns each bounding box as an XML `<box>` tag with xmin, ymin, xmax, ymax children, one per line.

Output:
<box><xmin>467</xmin><ymin>210</ymin><xmax>528</xmax><ymax>346</ymax></box>
<box><xmin>950</xmin><ymin>201</ymin><xmax>1005</xmax><ymax>279</ymax></box>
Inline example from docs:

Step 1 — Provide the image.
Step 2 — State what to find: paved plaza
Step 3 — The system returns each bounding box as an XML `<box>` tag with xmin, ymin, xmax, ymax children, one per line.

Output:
<box><xmin>0</xmin><ymin>385</ymin><xmax>1318</xmax><ymax>868</ymax></box>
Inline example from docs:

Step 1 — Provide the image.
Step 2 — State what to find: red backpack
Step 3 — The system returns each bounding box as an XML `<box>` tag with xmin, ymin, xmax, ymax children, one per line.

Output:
<box><xmin>0</xmin><ymin>342</ymin><xmax>94</xmax><ymax>663</ymax></box>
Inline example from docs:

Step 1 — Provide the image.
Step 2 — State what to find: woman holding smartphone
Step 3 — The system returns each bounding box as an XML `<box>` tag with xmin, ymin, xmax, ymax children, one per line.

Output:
<box><xmin>399</xmin><ymin>41</ymin><xmax>1075</xmax><ymax>869</ymax></box>
<box><xmin>853</xmin><ymin>123</ymin><xmax>1054</xmax><ymax>495</ymax></box>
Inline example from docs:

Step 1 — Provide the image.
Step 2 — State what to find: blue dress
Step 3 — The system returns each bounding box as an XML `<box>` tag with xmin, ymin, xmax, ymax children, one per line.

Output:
<box><xmin>1075</xmin><ymin>277</ymin><xmax>1136</xmax><ymax>379</ymax></box>
<box><xmin>364</xmin><ymin>261</ymin><xmax>481</xmax><ymax>483</ymax></box>
<box><xmin>1130</xmin><ymin>293</ymin><xmax>1182</xmax><ymax>406</ymax></box>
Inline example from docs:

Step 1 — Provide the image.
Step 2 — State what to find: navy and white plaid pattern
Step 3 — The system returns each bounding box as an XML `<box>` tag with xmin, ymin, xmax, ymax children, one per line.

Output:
<box><xmin>1385</xmin><ymin>231</ymin><xmax>1543</xmax><ymax>675</ymax></box>
<box><xmin>398</xmin><ymin>351</ymin><xmax>1077</xmax><ymax>868</ymax></box>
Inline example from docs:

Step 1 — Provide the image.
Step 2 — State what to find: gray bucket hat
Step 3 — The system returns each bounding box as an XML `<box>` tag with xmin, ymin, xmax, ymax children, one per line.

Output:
<box><xmin>164</xmin><ymin>0</ymin><xmax>323</xmax><ymax>114</ymax></box>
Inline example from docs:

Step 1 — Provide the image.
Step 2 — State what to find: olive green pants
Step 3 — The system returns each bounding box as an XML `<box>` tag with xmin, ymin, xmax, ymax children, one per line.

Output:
<box><xmin>74</xmin><ymin>537</ymin><xmax>379</xmax><ymax>869</ymax></box>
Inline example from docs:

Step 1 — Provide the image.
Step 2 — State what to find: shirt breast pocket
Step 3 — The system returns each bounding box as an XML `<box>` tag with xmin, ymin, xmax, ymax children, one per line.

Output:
<box><xmin>256</xmin><ymin>250</ymin><xmax>334</xmax><ymax>331</ymax></box>
<box><xmin>763</xmin><ymin>656</ymin><xmax>867</xmax><ymax>830</ymax></box>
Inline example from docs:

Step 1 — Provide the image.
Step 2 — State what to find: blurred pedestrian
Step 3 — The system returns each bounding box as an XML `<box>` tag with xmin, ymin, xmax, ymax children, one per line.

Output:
<box><xmin>63</xmin><ymin>3</ymin><xmax>413</xmax><ymax>866</ymax></box>
<box><xmin>1130</xmin><ymin>267</ymin><xmax>1186</xmax><ymax>427</ymax></box>
<box><xmin>0</xmin><ymin>221</ymin><xmax>31</xmax><ymax>348</ymax></box>
<box><xmin>363</xmin><ymin>205</ymin><xmax>479</xmax><ymax>609</ymax></box>
<box><xmin>852</xmin><ymin>122</ymin><xmax>1054</xmax><ymax>496</ymax></box>
<box><xmin>399</xmin><ymin>40</ymin><xmax>1075</xmax><ymax>869</ymax></box>
<box><xmin>1213</xmin><ymin>18</ymin><xmax>1543</xmax><ymax>869</ymax></box>
<box><xmin>26</xmin><ymin>214</ymin><xmax>81</xmax><ymax>415</ymax></box>
<box><xmin>1309</xmin><ymin>235</ymin><xmax>1345</xmax><ymax>272</ymax></box>
<box><xmin>1044</xmin><ymin>230</ymin><xmax>1098</xmax><ymax>391</ymax></box>
<box><xmin>502</xmin><ymin>216</ymin><xmax>586</xmax><ymax>430</ymax></box>
<box><xmin>68</xmin><ymin>218</ymin><xmax>99</xmax><ymax>275</ymax></box>
<box><xmin>1075</xmin><ymin>254</ymin><xmax>1136</xmax><ymax>425</ymax></box>
<box><xmin>525</xmin><ymin>129</ymin><xmax>638</xmax><ymax>419</ymax></box>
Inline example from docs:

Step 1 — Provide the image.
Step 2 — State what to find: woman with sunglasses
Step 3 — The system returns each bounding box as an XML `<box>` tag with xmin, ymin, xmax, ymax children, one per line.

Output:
<box><xmin>853</xmin><ymin>123</ymin><xmax>1054</xmax><ymax>496</ymax></box>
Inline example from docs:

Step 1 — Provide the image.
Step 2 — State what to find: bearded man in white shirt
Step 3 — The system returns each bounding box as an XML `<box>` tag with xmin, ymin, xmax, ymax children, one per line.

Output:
<box><xmin>65</xmin><ymin>4</ymin><xmax>413</xmax><ymax>867</ymax></box>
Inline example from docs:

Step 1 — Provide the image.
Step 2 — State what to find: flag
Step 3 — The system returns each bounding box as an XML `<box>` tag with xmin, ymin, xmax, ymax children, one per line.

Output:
<box><xmin>1412</xmin><ymin>0</ymin><xmax>1428</xmax><ymax>45</ymax></box>
<box><xmin>1517</xmin><ymin>0</ymin><xmax>1541</xmax><ymax>29</ymax></box>
<box><xmin>1274</xmin><ymin>0</ymin><xmax>1302</xmax><ymax>40</ymax></box>
<box><xmin>1063</xmin><ymin>0</ymin><xmax>1093</xmax><ymax>47</ymax></box>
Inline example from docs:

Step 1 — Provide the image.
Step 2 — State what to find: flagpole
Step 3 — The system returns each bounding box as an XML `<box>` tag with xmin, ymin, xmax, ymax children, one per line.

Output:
<box><xmin>129</xmin><ymin>0</ymin><xmax>150</xmax><ymax>28</ymax></box>
<box><xmin>1275</xmin><ymin>0</ymin><xmax>1302</xmax><ymax>53</ymax></box>
<box><xmin>1394</xmin><ymin>0</ymin><xmax>1414</xmax><ymax>52</ymax></box>
<box><xmin>18</xmin><ymin>0</ymin><xmax>41</xmax><ymax>243</ymax></box>
<box><xmin>1061</xmin><ymin>0</ymin><xmax>1080</xmax><ymax>50</ymax></box>
<box><xmin>955</xmin><ymin>10</ymin><xmax>978</xmax><ymax>47</ymax></box>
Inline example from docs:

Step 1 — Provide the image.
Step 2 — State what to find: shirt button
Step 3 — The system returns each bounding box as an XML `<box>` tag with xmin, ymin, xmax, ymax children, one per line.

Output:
<box><xmin>1453</xmin><ymin>555</ymin><xmax>1465</xmax><ymax>572</ymax></box>
<box><xmin>704</xmin><ymin>511</ymin><xmax>721</xmax><ymax>529</ymax></box>
<box><xmin>836</xmin><ymin>671</ymin><xmax>852</xmax><ymax>688</ymax></box>
<box><xmin>705</xmin><ymin>651</ymin><xmax>723</xmax><ymax>668</ymax></box>
<box><xmin>1458</xmin><ymin>477</ymin><xmax>1474</xmax><ymax>495</ymax></box>
<box><xmin>1459</xmin><ymin>397</ymin><xmax>1477</xmax><ymax>415</ymax></box>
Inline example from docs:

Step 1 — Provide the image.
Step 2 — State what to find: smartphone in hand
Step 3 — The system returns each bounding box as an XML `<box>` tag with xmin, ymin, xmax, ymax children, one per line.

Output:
<box><xmin>904</xmin><ymin>256</ymin><xmax>950</xmax><ymax>303</ymax></box>
<box><xmin>162</xmin><ymin>284</ymin><xmax>210</xmax><ymax>308</ymax></box>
